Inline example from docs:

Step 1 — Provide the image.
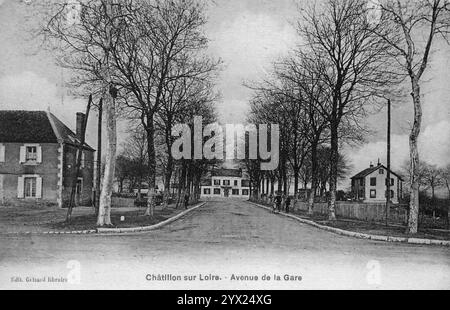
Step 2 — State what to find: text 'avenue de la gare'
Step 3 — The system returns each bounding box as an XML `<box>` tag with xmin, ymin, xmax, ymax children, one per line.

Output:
<box><xmin>145</xmin><ymin>274</ymin><xmax>303</xmax><ymax>282</ymax></box>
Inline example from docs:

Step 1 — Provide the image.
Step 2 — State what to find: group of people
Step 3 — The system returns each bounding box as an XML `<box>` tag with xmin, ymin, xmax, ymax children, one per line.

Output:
<box><xmin>272</xmin><ymin>193</ymin><xmax>292</xmax><ymax>214</ymax></box>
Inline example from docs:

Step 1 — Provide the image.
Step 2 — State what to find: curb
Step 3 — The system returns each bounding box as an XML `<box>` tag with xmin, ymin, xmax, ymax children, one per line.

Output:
<box><xmin>1</xmin><ymin>202</ymin><xmax>207</xmax><ymax>236</ymax></box>
<box><xmin>248</xmin><ymin>201</ymin><xmax>450</xmax><ymax>247</ymax></box>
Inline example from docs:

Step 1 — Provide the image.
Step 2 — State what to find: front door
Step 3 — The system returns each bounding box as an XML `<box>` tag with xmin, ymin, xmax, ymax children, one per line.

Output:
<box><xmin>224</xmin><ymin>188</ymin><xmax>230</xmax><ymax>198</ymax></box>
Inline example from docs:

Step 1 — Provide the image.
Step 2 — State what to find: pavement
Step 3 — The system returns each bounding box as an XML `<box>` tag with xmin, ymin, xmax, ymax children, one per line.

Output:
<box><xmin>0</xmin><ymin>200</ymin><xmax>449</xmax><ymax>290</ymax></box>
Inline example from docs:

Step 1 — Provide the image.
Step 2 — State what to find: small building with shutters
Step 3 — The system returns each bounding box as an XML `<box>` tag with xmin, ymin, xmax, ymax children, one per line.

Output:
<box><xmin>351</xmin><ymin>162</ymin><xmax>404</xmax><ymax>204</ymax></box>
<box><xmin>0</xmin><ymin>110</ymin><xmax>95</xmax><ymax>208</ymax></box>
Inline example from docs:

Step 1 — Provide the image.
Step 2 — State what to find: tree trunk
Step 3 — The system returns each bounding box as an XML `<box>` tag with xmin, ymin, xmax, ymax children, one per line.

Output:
<box><xmin>163</xmin><ymin>155</ymin><xmax>173</xmax><ymax>209</ymax></box>
<box><xmin>176</xmin><ymin>163</ymin><xmax>187</xmax><ymax>208</ymax></box>
<box><xmin>145</xmin><ymin>114</ymin><xmax>156</xmax><ymax>217</ymax></box>
<box><xmin>308</xmin><ymin>142</ymin><xmax>318</xmax><ymax>216</ymax></box>
<box><xmin>97</xmin><ymin>1</ymin><xmax>115</xmax><ymax>227</ymax></box>
<box><xmin>407</xmin><ymin>79</ymin><xmax>422</xmax><ymax>234</ymax></box>
<box><xmin>328</xmin><ymin>121</ymin><xmax>338</xmax><ymax>221</ymax></box>
<box><xmin>270</xmin><ymin>176</ymin><xmax>275</xmax><ymax>196</ymax></box>
<box><xmin>97</xmin><ymin>93</ymin><xmax>116</xmax><ymax>226</ymax></box>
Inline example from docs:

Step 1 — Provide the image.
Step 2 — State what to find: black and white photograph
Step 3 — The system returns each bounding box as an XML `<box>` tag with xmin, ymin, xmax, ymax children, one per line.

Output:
<box><xmin>0</xmin><ymin>0</ymin><xmax>449</xmax><ymax>292</ymax></box>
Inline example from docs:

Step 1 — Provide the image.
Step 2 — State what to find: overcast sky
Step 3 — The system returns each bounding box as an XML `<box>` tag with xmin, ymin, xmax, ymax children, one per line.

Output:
<box><xmin>0</xmin><ymin>0</ymin><xmax>449</xmax><ymax>189</ymax></box>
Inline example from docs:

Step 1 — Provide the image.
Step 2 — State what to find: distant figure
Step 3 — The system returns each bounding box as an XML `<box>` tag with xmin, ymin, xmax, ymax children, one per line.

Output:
<box><xmin>184</xmin><ymin>193</ymin><xmax>190</xmax><ymax>209</ymax></box>
<box><xmin>285</xmin><ymin>196</ymin><xmax>291</xmax><ymax>214</ymax></box>
<box><xmin>274</xmin><ymin>193</ymin><xmax>282</xmax><ymax>213</ymax></box>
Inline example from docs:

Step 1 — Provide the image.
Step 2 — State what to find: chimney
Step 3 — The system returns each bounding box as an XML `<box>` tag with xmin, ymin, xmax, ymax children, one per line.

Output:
<box><xmin>370</xmin><ymin>162</ymin><xmax>374</xmax><ymax>168</ymax></box>
<box><xmin>76</xmin><ymin>112</ymin><xmax>86</xmax><ymax>140</ymax></box>
<box><xmin>377</xmin><ymin>158</ymin><xmax>381</xmax><ymax>166</ymax></box>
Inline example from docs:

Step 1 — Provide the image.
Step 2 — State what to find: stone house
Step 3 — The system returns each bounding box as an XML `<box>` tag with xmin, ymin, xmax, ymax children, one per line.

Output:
<box><xmin>0</xmin><ymin>110</ymin><xmax>95</xmax><ymax>207</ymax></box>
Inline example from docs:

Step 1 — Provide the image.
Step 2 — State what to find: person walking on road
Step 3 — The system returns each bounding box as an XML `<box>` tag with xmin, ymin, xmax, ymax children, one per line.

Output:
<box><xmin>184</xmin><ymin>192</ymin><xmax>190</xmax><ymax>210</ymax></box>
<box><xmin>274</xmin><ymin>193</ymin><xmax>282</xmax><ymax>213</ymax></box>
<box><xmin>285</xmin><ymin>195</ymin><xmax>291</xmax><ymax>214</ymax></box>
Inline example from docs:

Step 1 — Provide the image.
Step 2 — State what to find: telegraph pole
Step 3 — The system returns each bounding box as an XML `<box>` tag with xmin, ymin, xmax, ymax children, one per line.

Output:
<box><xmin>386</xmin><ymin>99</ymin><xmax>391</xmax><ymax>226</ymax></box>
<box><xmin>95</xmin><ymin>98</ymin><xmax>103</xmax><ymax>215</ymax></box>
<box><xmin>66</xmin><ymin>95</ymin><xmax>92</xmax><ymax>222</ymax></box>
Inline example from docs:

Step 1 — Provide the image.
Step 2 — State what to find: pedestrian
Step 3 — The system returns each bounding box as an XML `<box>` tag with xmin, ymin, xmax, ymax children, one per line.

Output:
<box><xmin>275</xmin><ymin>193</ymin><xmax>282</xmax><ymax>213</ymax></box>
<box><xmin>285</xmin><ymin>196</ymin><xmax>291</xmax><ymax>214</ymax></box>
<box><xmin>184</xmin><ymin>192</ymin><xmax>190</xmax><ymax>209</ymax></box>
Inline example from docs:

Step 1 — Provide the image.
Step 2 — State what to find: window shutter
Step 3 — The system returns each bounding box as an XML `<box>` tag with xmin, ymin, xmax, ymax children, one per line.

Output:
<box><xmin>36</xmin><ymin>146</ymin><xmax>42</xmax><ymax>163</ymax></box>
<box><xmin>36</xmin><ymin>177</ymin><xmax>43</xmax><ymax>199</ymax></box>
<box><xmin>17</xmin><ymin>177</ymin><xmax>24</xmax><ymax>198</ymax></box>
<box><xmin>19</xmin><ymin>146</ymin><xmax>26</xmax><ymax>163</ymax></box>
<box><xmin>0</xmin><ymin>144</ymin><xmax>5</xmax><ymax>162</ymax></box>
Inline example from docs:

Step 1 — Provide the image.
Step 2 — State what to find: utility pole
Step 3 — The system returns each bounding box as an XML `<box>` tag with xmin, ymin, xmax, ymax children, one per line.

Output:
<box><xmin>66</xmin><ymin>95</ymin><xmax>93</xmax><ymax>222</ymax></box>
<box><xmin>95</xmin><ymin>98</ymin><xmax>103</xmax><ymax>215</ymax></box>
<box><xmin>386</xmin><ymin>99</ymin><xmax>391</xmax><ymax>226</ymax></box>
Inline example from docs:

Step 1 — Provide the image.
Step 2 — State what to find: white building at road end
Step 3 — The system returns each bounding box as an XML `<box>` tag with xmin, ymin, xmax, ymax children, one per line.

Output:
<box><xmin>200</xmin><ymin>169</ymin><xmax>250</xmax><ymax>200</ymax></box>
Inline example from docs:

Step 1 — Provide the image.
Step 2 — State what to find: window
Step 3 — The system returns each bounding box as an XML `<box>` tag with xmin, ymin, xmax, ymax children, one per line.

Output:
<box><xmin>203</xmin><ymin>188</ymin><xmax>211</xmax><ymax>195</ymax></box>
<box><xmin>24</xmin><ymin>177</ymin><xmax>37</xmax><ymax>198</ymax></box>
<box><xmin>214</xmin><ymin>188</ymin><xmax>221</xmax><ymax>195</ymax></box>
<box><xmin>234</xmin><ymin>180</ymin><xmax>238</xmax><ymax>186</ymax></box>
<box><xmin>223</xmin><ymin>180</ymin><xmax>230</xmax><ymax>186</ymax></box>
<box><xmin>370</xmin><ymin>190</ymin><xmax>376</xmax><ymax>199</ymax></box>
<box><xmin>242</xmin><ymin>189</ymin><xmax>249</xmax><ymax>196</ymax></box>
<box><xmin>360</xmin><ymin>179</ymin><xmax>364</xmax><ymax>186</ymax></box>
<box><xmin>370</xmin><ymin>178</ymin><xmax>377</xmax><ymax>186</ymax></box>
<box><xmin>232</xmin><ymin>189</ymin><xmax>239</xmax><ymax>196</ymax></box>
<box><xmin>379</xmin><ymin>169</ymin><xmax>384</xmax><ymax>175</ymax></box>
<box><xmin>0</xmin><ymin>144</ymin><xmax>5</xmax><ymax>162</ymax></box>
<box><xmin>26</xmin><ymin>146</ymin><xmax>37</xmax><ymax>162</ymax></box>
<box><xmin>214</xmin><ymin>179</ymin><xmax>220</xmax><ymax>186</ymax></box>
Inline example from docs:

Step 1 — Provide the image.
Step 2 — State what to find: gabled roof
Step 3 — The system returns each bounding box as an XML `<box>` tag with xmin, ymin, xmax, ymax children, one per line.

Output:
<box><xmin>0</xmin><ymin>110</ymin><xmax>94</xmax><ymax>151</ymax></box>
<box><xmin>351</xmin><ymin>165</ymin><xmax>404</xmax><ymax>181</ymax></box>
<box><xmin>0</xmin><ymin>111</ymin><xmax>58</xmax><ymax>143</ymax></box>
<box><xmin>212</xmin><ymin>168</ymin><xmax>243</xmax><ymax>178</ymax></box>
<box><xmin>47</xmin><ymin>112</ymin><xmax>94</xmax><ymax>151</ymax></box>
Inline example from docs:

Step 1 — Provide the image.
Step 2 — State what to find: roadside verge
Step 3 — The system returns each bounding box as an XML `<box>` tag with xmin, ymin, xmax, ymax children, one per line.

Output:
<box><xmin>248</xmin><ymin>201</ymin><xmax>450</xmax><ymax>247</ymax></box>
<box><xmin>1</xmin><ymin>202</ymin><xmax>207</xmax><ymax>236</ymax></box>
<box><xmin>96</xmin><ymin>202</ymin><xmax>207</xmax><ymax>234</ymax></box>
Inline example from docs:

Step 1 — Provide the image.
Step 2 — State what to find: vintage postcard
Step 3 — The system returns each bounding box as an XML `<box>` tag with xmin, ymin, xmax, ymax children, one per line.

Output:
<box><xmin>0</xmin><ymin>0</ymin><xmax>449</xmax><ymax>292</ymax></box>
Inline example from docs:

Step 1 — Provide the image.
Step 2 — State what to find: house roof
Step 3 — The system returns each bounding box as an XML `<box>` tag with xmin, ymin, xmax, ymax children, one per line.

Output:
<box><xmin>211</xmin><ymin>168</ymin><xmax>243</xmax><ymax>178</ymax></box>
<box><xmin>0</xmin><ymin>110</ymin><xmax>94</xmax><ymax>151</ymax></box>
<box><xmin>351</xmin><ymin>165</ymin><xmax>404</xmax><ymax>181</ymax></box>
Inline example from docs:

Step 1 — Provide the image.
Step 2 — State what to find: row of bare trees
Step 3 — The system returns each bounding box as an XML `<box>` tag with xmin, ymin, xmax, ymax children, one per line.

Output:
<box><xmin>246</xmin><ymin>0</ymin><xmax>449</xmax><ymax>234</ymax></box>
<box><xmin>42</xmin><ymin>0</ymin><xmax>220</xmax><ymax>226</ymax></box>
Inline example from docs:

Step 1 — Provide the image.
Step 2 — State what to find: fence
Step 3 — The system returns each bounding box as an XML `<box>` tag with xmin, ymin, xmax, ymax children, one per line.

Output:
<box><xmin>255</xmin><ymin>196</ymin><xmax>408</xmax><ymax>224</ymax></box>
<box><xmin>112</xmin><ymin>197</ymin><xmax>136</xmax><ymax>208</ymax></box>
<box><xmin>293</xmin><ymin>202</ymin><xmax>408</xmax><ymax>224</ymax></box>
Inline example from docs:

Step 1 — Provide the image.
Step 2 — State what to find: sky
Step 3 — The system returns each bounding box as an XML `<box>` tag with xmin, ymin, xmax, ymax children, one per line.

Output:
<box><xmin>0</xmin><ymin>0</ymin><xmax>449</xmax><ymax>189</ymax></box>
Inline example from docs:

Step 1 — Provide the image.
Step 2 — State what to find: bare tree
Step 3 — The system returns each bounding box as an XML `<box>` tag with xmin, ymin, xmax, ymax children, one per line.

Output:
<box><xmin>109</xmin><ymin>0</ymin><xmax>217</xmax><ymax>217</ymax></box>
<box><xmin>297</xmin><ymin>0</ymin><xmax>398</xmax><ymax>220</ymax></box>
<box><xmin>156</xmin><ymin>54</ymin><xmax>220</xmax><ymax>208</ymax></box>
<box><xmin>43</xmin><ymin>0</ymin><xmax>137</xmax><ymax>226</ymax></box>
<box><xmin>422</xmin><ymin>164</ymin><xmax>444</xmax><ymax>203</ymax></box>
<box><xmin>375</xmin><ymin>0</ymin><xmax>450</xmax><ymax>234</ymax></box>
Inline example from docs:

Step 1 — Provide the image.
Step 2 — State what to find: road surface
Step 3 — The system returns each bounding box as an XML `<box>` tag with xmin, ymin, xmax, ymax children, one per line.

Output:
<box><xmin>0</xmin><ymin>200</ymin><xmax>449</xmax><ymax>289</ymax></box>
